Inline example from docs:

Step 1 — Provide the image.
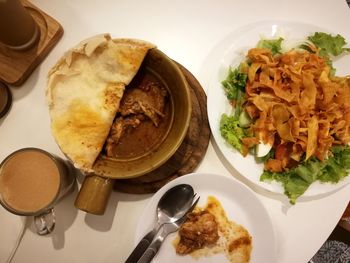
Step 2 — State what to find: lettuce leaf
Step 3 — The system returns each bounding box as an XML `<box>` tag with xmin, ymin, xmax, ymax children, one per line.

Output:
<box><xmin>260</xmin><ymin>146</ymin><xmax>350</xmax><ymax>204</ymax></box>
<box><xmin>257</xmin><ymin>37</ymin><xmax>284</xmax><ymax>55</ymax></box>
<box><xmin>318</xmin><ymin>146</ymin><xmax>350</xmax><ymax>182</ymax></box>
<box><xmin>306</xmin><ymin>32</ymin><xmax>350</xmax><ymax>74</ymax></box>
<box><xmin>221</xmin><ymin>66</ymin><xmax>247</xmax><ymax>117</ymax></box>
<box><xmin>222</xmin><ymin>66</ymin><xmax>247</xmax><ymax>100</ymax></box>
<box><xmin>308</xmin><ymin>32</ymin><xmax>350</xmax><ymax>57</ymax></box>
<box><xmin>220</xmin><ymin>114</ymin><xmax>246</xmax><ymax>154</ymax></box>
<box><xmin>283</xmin><ymin>174</ymin><xmax>311</xmax><ymax>204</ymax></box>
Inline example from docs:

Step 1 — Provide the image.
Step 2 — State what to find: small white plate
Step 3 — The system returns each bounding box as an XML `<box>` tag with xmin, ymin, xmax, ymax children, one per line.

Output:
<box><xmin>205</xmin><ymin>21</ymin><xmax>350</xmax><ymax>196</ymax></box>
<box><xmin>135</xmin><ymin>173</ymin><xmax>277</xmax><ymax>263</ymax></box>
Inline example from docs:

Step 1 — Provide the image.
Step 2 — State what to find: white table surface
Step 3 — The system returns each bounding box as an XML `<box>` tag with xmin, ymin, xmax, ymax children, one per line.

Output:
<box><xmin>1</xmin><ymin>0</ymin><xmax>350</xmax><ymax>262</ymax></box>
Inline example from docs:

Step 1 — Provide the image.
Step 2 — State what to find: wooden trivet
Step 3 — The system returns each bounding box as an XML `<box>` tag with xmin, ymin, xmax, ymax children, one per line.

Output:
<box><xmin>114</xmin><ymin>63</ymin><xmax>211</xmax><ymax>194</ymax></box>
<box><xmin>0</xmin><ymin>0</ymin><xmax>63</xmax><ymax>86</ymax></box>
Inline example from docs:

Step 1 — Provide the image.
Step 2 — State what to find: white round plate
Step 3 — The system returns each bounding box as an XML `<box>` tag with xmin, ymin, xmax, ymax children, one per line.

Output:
<box><xmin>205</xmin><ymin>21</ymin><xmax>350</xmax><ymax>196</ymax></box>
<box><xmin>135</xmin><ymin>173</ymin><xmax>277</xmax><ymax>263</ymax></box>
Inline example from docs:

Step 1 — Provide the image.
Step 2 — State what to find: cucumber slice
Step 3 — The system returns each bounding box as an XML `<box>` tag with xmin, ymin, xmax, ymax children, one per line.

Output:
<box><xmin>239</xmin><ymin>111</ymin><xmax>252</xmax><ymax>127</ymax></box>
<box><xmin>256</xmin><ymin>142</ymin><xmax>272</xmax><ymax>158</ymax></box>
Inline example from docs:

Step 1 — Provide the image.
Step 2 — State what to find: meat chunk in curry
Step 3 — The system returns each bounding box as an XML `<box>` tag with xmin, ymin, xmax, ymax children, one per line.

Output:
<box><xmin>105</xmin><ymin>69</ymin><xmax>171</xmax><ymax>159</ymax></box>
<box><xmin>176</xmin><ymin>210</ymin><xmax>219</xmax><ymax>255</ymax></box>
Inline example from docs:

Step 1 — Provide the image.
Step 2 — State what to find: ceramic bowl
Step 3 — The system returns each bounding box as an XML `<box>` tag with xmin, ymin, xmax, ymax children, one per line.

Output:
<box><xmin>92</xmin><ymin>48</ymin><xmax>192</xmax><ymax>179</ymax></box>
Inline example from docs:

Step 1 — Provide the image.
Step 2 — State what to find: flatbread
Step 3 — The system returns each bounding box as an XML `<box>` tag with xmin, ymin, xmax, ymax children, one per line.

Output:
<box><xmin>46</xmin><ymin>34</ymin><xmax>155</xmax><ymax>172</ymax></box>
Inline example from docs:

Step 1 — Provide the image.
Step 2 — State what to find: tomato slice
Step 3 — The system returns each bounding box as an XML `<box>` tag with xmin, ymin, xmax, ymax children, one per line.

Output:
<box><xmin>275</xmin><ymin>143</ymin><xmax>289</xmax><ymax>161</ymax></box>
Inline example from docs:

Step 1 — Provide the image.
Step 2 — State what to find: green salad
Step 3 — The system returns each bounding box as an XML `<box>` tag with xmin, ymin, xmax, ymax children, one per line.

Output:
<box><xmin>220</xmin><ymin>32</ymin><xmax>350</xmax><ymax>204</ymax></box>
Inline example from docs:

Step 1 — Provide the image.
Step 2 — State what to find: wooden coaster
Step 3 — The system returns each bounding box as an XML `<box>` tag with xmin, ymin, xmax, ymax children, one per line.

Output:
<box><xmin>0</xmin><ymin>0</ymin><xmax>63</xmax><ymax>86</ymax></box>
<box><xmin>114</xmin><ymin>63</ymin><xmax>210</xmax><ymax>194</ymax></box>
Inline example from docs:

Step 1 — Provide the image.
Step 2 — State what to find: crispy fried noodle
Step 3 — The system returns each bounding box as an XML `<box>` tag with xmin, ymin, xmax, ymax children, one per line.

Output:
<box><xmin>243</xmin><ymin>46</ymin><xmax>350</xmax><ymax>172</ymax></box>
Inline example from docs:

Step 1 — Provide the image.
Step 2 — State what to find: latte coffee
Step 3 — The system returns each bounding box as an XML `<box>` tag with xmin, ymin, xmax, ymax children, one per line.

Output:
<box><xmin>0</xmin><ymin>149</ymin><xmax>61</xmax><ymax>213</ymax></box>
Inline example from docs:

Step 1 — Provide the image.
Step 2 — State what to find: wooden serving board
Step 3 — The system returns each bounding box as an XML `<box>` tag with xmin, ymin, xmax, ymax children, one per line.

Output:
<box><xmin>0</xmin><ymin>0</ymin><xmax>63</xmax><ymax>86</ymax></box>
<box><xmin>114</xmin><ymin>63</ymin><xmax>211</xmax><ymax>194</ymax></box>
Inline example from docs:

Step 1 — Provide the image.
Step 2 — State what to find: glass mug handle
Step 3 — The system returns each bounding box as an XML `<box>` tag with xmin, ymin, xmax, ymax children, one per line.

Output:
<box><xmin>34</xmin><ymin>208</ymin><xmax>55</xmax><ymax>235</ymax></box>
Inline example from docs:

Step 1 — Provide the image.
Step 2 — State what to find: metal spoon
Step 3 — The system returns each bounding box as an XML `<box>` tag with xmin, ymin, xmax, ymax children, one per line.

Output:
<box><xmin>138</xmin><ymin>196</ymin><xmax>200</xmax><ymax>263</ymax></box>
<box><xmin>126</xmin><ymin>184</ymin><xmax>195</xmax><ymax>263</ymax></box>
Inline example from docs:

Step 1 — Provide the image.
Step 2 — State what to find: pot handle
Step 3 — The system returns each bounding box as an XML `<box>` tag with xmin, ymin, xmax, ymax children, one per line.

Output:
<box><xmin>74</xmin><ymin>174</ymin><xmax>113</xmax><ymax>215</ymax></box>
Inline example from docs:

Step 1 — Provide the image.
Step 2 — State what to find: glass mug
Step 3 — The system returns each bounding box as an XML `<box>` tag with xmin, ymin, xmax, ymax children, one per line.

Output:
<box><xmin>0</xmin><ymin>148</ymin><xmax>76</xmax><ymax>235</ymax></box>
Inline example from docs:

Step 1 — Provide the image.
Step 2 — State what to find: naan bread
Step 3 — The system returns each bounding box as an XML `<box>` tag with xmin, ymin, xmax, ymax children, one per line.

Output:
<box><xmin>46</xmin><ymin>34</ymin><xmax>155</xmax><ymax>172</ymax></box>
